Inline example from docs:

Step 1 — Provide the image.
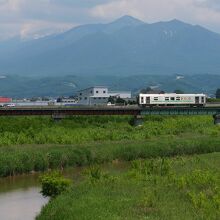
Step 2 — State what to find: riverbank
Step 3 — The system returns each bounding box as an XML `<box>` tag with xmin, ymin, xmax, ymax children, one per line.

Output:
<box><xmin>37</xmin><ymin>152</ymin><xmax>220</xmax><ymax>220</ymax></box>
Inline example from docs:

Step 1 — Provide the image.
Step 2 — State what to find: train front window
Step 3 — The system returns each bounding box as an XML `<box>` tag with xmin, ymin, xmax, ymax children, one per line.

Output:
<box><xmin>201</xmin><ymin>97</ymin><xmax>204</xmax><ymax>103</ymax></box>
<box><xmin>141</xmin><ymin>97</ymin><xmax>144</xmax><ymax>103</ymax></box>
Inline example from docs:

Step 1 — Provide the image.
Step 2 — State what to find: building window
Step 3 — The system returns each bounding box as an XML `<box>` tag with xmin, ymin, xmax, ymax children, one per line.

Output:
<box><xmin>91</xmin><ymin>91</ymin><xmax>93</xmax><ymax>94</ymax></box>
<box><xmin>84</xmin><ymin>97</ymin><xmax>87</xmax><ymax>100</ymax></box>
<box><xmin>94</xmin><ymin>98</ymin><xmax>96</xmax><ymax>100</ymax></box>
<box><xmin>80</xmin><ymin>93</ymin><xmax>82</xmax><ymax>96</ymax></box>
<box><xmin>171</xmin><ymin>97</ymin><xmax>175</xmax><ymax>101</ymax></box>
<box><xmin>99</xmin><ymin>97</ymin><xmax>101</xmax><ymax>100</ymax></box>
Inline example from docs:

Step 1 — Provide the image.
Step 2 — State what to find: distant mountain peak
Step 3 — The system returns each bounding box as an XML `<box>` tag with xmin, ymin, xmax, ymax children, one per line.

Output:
<box><xmin>167</xmin><ymin>19</ymin><xmax>191</xmax><ymax>26</ymax></box>
<box><xmin>100</xmin><ymin>15</ymin><xmax>145</xmax><ymax>34</ymax></box>
<box><xmin>111</xmin><ymin>15</ymin><xmax>145</xmax><ymax>26</ymax></box>
<box><xmin>169</xmin><ymin>19</ymin><xmax>183</xmax><ymax>23</ymax></box>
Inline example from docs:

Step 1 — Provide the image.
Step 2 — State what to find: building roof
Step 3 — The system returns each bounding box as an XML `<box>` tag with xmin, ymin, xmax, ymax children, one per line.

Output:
<box><xmin>109</xmin><ymin>91</ymin><xmax>131</xmax><ymax>94</ymax></box>
<box><xmin>140</xmin><ymin>93</ymin><xmax>206</xmax><ymax>96</ymax></box>
<box><xmin>77</xmin><ymin>86</ymin><xmax>108</xmax><ymax>92</ymax></box>
<box><xmin>90</xmin><ymin>95</ymin><xmax>110</xmax><ymax>98</ymax></box>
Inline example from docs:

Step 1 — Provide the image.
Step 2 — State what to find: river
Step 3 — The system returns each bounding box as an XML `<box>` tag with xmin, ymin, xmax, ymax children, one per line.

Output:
<box><xmin>0</xmin><ymin>163</ymin><xmax>128</xmax><ymax>220</ymax></box>
<box><xmin>0</xmin><ymin>174</ymin><xmax>48</xmax><ymax>220</ymax></box>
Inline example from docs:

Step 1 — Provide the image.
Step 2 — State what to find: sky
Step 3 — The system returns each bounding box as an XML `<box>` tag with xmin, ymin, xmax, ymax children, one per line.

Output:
<box><xmin>0</xmin><ymin>0</ymin><xmax>220</xmax><ymax>40</ymax></box>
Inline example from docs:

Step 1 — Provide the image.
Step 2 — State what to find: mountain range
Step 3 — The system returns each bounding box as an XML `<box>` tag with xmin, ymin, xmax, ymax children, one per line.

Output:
<box><xmin>0</xmin><ymin>15</ymin><xmax>220</xmax><ymax>77</ymax></box>
<box><xmin>0</xmin><ymin>74</ymin><xmax>219</xmax><ymax>98</ymax></box>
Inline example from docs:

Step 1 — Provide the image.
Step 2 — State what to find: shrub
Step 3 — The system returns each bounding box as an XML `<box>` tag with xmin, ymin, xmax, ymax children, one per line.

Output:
<box><xmin>40</xmin><ymin>171</ymin><xmax>71</xmax><ymax>198</ymax></box>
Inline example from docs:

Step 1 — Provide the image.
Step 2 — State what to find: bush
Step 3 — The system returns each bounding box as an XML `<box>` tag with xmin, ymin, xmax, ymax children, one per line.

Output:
<box><xmin>40</xmin><ymin>171</ymin><xmax>71</xmax><ymax>198</ymax></box>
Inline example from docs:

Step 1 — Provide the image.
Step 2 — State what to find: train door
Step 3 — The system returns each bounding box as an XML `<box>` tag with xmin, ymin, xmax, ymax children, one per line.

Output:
<box><xmin>201</xmin><ymin>96</ymin><xmax>206</xmax><ymax>106</ymax></box>
<box><xmin>146</xmin><ymin>97</ymin><xmax>150</xmax><ymax>104</ymax></box>
<box><xmin>195</xmin><ymin>96</ymin><xmax>200</xmax><ymax>104</ymax></box>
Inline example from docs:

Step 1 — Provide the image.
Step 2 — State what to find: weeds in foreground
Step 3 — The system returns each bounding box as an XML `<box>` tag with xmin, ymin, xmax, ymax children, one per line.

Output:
<box><xmin>129</xmin><ymin>157</ymin><xmax>220</xmax><ymax>219</ymax></box>
<box><xmin>0</xmin><ymin>115</ymin><xmax>217</xmax><ymax>146</ymax></box>
<box><xmin>37</xmin><ymin>154</ymin><xmax>220</xmax><ymax>220</ymax></box>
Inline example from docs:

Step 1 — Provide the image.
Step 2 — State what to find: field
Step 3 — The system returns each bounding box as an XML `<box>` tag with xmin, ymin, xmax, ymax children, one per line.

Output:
<box><xmin>0</xmin><ymin>115</ymin><xmax>219</xmax><ymax>219</ymax></box>
<box><xmin>0</xmin><ymin>115</ymin><xmax>220</xmax><ymax>177</ymax></box>
<box><xmin>0</xmin><ymin>115</ymin><xmax>218</xmax><ymax>146</ymax></box>
<box><xmin>37</xmin><ymin>153</ymin><xmax>220</xmax><ymax>220</ymax></box>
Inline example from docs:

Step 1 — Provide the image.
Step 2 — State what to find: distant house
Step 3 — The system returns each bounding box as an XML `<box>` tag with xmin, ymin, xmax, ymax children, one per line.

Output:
<box><xmin>57</xmin><ymin>97</ymin><xmax>78</xmax><ymax>104</ymax></box>
<box><xmin>76</xmin><ymin>86</ymin><xmax>131</xmax><ymax>105</ymax></box>
<box><xmin>0</xmin><ymin>97</ymin><xmax>12</xmax><ymax>103</ymax></box>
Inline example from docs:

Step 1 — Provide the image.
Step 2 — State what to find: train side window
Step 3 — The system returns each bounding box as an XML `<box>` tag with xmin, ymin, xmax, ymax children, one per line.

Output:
<box><xmin>165</xmin><ymin>97</ymin><xmax>169</xmax><ymax>101</ymax></box>
<box><xmin>176</xmin><ymin>97</ymin><xmax>180</xmax><ymax>101</ymax></box>
<box><xmin>171</xmin><ymin>97</ymin><xmax>175</xmax><ymax>101</ymax></box>
<box><xmin>154</xmin><ymin>97</ymin><xmax>158</xmax><ymax>101</ymax></box>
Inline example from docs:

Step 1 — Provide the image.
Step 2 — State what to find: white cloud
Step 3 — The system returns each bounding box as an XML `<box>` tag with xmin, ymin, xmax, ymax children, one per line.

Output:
<box><xmin>0</xmin><ymin>0</ymin><xmax>220</xmax><ymax>40</ymax></box>
<box><xmin>0</xmin><ymin>0</ymin><xmax>86</xmax><ymax>39</ymax></box>
<box><xmin>90</xmin><ymin>0</ymin><xmax>220</xmax><ymax>32</ymax></box>
<box><xmin>20</xmin><ymin>20</ymin><xmax>76</xmax><ymax>40</ymax></box>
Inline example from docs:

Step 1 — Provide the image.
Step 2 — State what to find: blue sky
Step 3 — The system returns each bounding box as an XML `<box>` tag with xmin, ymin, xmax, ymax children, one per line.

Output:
<box><xmin>0</xmin><ymin>0</ymin><xmax>220</xmax><ymax>40</ymax></box>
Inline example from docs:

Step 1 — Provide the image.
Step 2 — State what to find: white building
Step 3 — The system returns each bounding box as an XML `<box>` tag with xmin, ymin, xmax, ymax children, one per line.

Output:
<box><xmin>77</xmin><ymin>86</ymin><xmax>131</xmax><ymax>105</ymax></box>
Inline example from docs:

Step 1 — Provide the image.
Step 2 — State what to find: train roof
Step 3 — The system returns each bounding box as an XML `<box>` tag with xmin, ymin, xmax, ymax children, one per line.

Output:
<box><xmin>139</xmin><ymin>93</ymin><xmax>206</xmax><ymax>96</ymax></box>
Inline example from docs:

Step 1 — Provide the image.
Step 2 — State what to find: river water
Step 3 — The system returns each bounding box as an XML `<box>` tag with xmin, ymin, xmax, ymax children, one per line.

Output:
<box><xmin>0</xmin><ymin>163</ymin><xmax>128</xmax><ymax>220</ymax></box>
<box><xmin>0</xmin><ymin>174</ymin><xmax>48</xmax><ymax>220</ymax></box>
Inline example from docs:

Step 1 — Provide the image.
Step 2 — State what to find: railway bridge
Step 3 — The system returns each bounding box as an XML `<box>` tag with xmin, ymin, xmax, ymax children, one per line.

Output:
<box><xmin>0</xmin><ymin>106</ymin><xmax>220</xmax><ymax>125</ymax></box>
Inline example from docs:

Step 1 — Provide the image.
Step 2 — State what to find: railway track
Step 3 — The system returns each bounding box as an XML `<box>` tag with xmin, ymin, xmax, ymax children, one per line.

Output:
<box><xmin>0</xmin><ymin>106</ymin><xmax>220</xmax><ymax>116</ymax></box>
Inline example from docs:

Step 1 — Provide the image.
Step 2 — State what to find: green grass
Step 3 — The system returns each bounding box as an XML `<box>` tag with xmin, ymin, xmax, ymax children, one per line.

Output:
<box><xmin>0</xmin><ymin>115</ymin><xmax>219</xmax><ymax>218</ymax></box>
<box><xmin>37</xmin><ymin>153</ymin><xmax>220</xmax><ymax>220</ymax></box>
<box><xmin>207</xmin><ymin>98</ymin><xmax>220</xmax><ymax>102</ymax></box>
<box><xmin>0</xmin><ymin>136</ymin><xmax>219</xmax><ymax>177</ymax></box>
<box><xmin>0</xmin><ymin>115</ymin><xmax>220</xmax><ymax>177</ymax></box>
<box><xmin>0</xmin><ymin>115</ymin><xmax>218</xmax><ymax>146</ymax></box>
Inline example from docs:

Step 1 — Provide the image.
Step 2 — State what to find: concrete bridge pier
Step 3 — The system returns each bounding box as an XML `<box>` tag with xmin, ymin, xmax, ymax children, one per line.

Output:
<box><xmin>52</xmin><ymin>114</ymin><xmax>66</xmax><ymax>122</ymax></box>
<box><xmin>213</xmin><ymin>114</ymin><xmax>220</xmax><ymax>125</ymax></box>
<box><xmin>133</xmin><ymin>115</ymin><xmax>145</xmax><ymax>126</ymax></box>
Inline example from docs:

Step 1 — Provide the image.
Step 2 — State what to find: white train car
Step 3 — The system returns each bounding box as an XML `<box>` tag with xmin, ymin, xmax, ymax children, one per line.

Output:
<box><xmin>139</xmin><ymin>93</ymin><xmax>206</xmax><ymax>107</ymax></box>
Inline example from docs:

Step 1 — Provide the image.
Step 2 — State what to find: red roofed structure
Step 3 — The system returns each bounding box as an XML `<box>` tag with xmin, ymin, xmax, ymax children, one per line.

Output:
<box><xmin>0</xmin><ymin>97</ymin><xmax>12</xmax><ymax>103</ymax></box>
